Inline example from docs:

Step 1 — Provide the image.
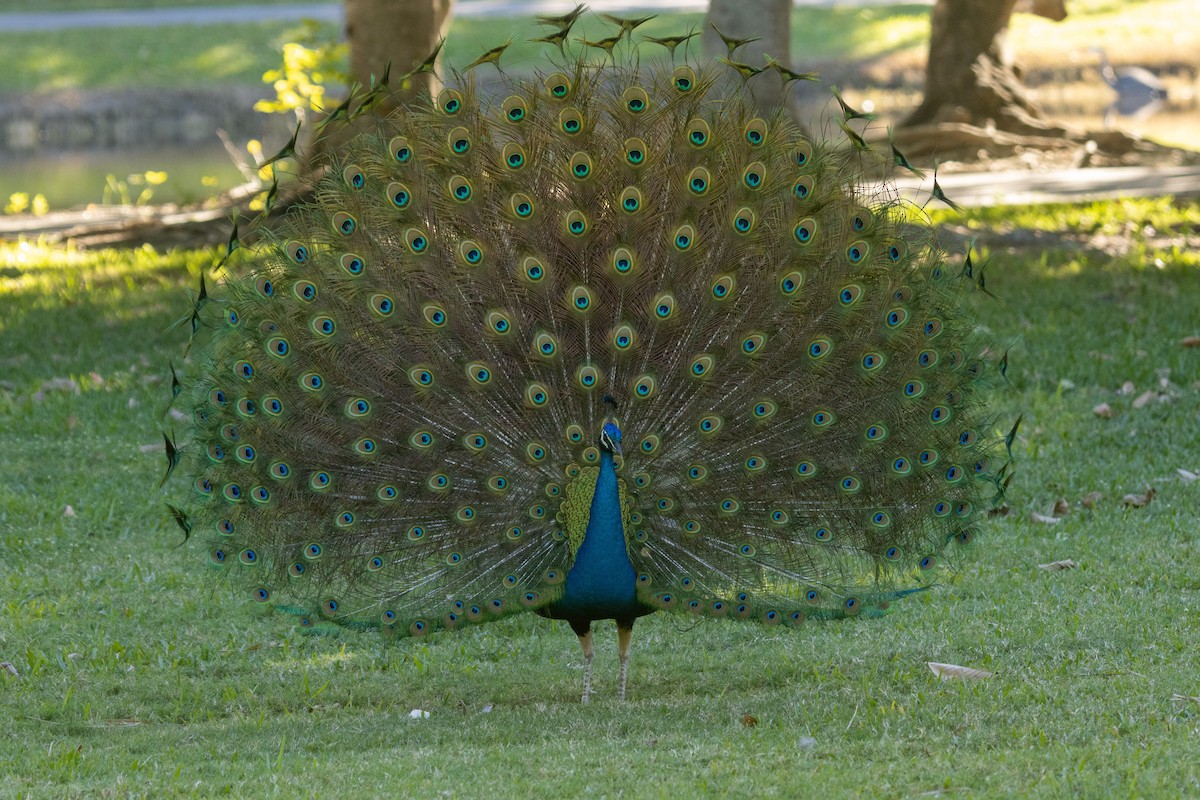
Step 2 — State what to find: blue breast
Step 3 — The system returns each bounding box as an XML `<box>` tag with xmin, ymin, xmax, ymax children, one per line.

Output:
<box><xmin>555</xmin><ymin>450</ymin><xmax>641</xmax><ymax>620</ymax></box>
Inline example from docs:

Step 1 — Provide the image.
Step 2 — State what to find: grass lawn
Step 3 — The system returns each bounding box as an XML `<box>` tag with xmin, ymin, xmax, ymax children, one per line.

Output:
<box><xmin>1</xmin><ymin>196</ymin><xmax>1198</xmax><ymax>797</ymax></box>
<box><xmin>0</xmin><ymin>0</ymin><xmax>321</xmax><ymax>11</ymax></box>
<box><xmin>2</xmin><ymin>1</ymin><xmax>1193</xmax><ymax>93</ymax></box>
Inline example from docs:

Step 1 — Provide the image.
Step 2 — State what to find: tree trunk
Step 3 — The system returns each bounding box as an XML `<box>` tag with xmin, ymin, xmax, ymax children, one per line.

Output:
<box><xmin>345</xmin><ymin>0</ymin><xmax>455</xmax><ymax>105</ymax></box>
<box><xmin>304</xmin><ymin>0</ymin><xmax>454</xmax><ymax>170</ymax></box>
<box><xmin>702</xmin><ymin>0</ymin><xmax>791</xmax><ymax>116</ymax></box>
<box><xmin>902</xmin><ymin>0</ymin><xmax>1062</xmax><ymax>134</ymax></box>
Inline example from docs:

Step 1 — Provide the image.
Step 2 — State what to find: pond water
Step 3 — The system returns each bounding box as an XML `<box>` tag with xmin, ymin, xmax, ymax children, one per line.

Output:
<box><xmin>0</xmin><ymin>143</ymin><xmax>254</xmax><ymax>212</ymax></box>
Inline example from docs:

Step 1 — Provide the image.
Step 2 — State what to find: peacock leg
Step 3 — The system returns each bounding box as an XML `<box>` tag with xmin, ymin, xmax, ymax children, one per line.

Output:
<box><xmin>616</xmin><ymin>620</ymin><xmax>634</xmax><ymax>702</ymax></box>
<box><xmin>574</xmin><ymin>624</ymin><xmax>595</xmax><ymax>703</ymax></box>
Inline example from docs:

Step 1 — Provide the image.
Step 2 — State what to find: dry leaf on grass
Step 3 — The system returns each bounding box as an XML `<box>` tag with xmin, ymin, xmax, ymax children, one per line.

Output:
<box><xmin>1081</xmin><ymin>492</ymin><xmax>1104</xmax><ymax>509</ymax></box>
<box><xmin>741</xmin><ymin>714</ymin><xmax>759</xmax><ymax>728</ymax></box>
<box><xmin>1177</xmin><ymin>469</ymin><xmax>1198</xmax><ymax>482</ymax></box>
<box><xmin>1116</xmin><ymin>380</ymin><xmax>1136</xmax><ymax>396</ymax></box>
<box><xmin>1122</xmin><ymin>487</ymin><xmax>1157</xmax><ymax>508</ymax></box>
<box><xmin>1030</xmin><ymin>511</ymin><xmax>1062</xmax><ymax>525</ymax></box>
<box><xmin>988</xmin><ymin>505</ymin><xmax>1012</xmax><ymax>518</ymax></box>
<box><xmin>928</xmin><ymin>662</ymin><xmax>994</xmax><ymax>681</ymax></box>
<box><xmin>1039</xmin><ymin>559</ymin><xmax>1078</xmax><ymax>571</ymax></box>
<box><xmin>1052</xmin><ymin>498</ymin><xmax>1070</xmax><ymax>516</ymax></box>
<box><xmin>1132</xmin><ymin>390</ymin><xmax>1157</xmax><ymax>409</ymax></box>
<box><xmin>1181</xmin><ymin>336</ymin><xmax>1200</xmax><ymax>348</ymax></box>
<box><xmin>63</xmin><ymin>505</ymin><xmax>76</xmax><ymax>518</ymax></box>
<box><xmin>1172</xmin><ymin>694</ymin><xmax>1200</xmax><ymax>703</ymax></box>
<box><xmin>0</xmin><ymin>662</ymin><xmax>18</xmax><ymax>678</ymax></box>
<box><xmin>1093</xmin><ymin>402</ymin><xmax>1115</xmax><ymax>419</ymax></box>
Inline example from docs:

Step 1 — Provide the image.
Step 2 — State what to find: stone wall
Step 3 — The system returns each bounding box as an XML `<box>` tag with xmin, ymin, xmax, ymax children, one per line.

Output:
<box><xmin>0</xmin><ymin>87</ymin><xmax>291</xmax><ymax>154</ymax></box>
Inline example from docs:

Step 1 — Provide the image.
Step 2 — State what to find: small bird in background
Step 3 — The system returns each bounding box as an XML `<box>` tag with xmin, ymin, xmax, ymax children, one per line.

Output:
<box><xmin>1088</xmin><ymin>46</ymin><xmax>1168</xmax><ymax>126</ymax></box>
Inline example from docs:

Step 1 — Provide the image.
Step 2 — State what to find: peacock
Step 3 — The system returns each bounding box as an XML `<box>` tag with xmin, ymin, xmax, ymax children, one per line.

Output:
<box><xmin>165</xmin><ymin>7</ymin><xmax>1012</xmax><ymax>703</ymax></box>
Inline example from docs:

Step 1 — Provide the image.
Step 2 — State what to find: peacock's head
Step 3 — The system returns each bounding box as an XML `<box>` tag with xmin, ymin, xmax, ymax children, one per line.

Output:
<box><xmin>599</xmin><ymin>420</ymin><xmax>622</xmax><ymax>456</ymax></box>
<box><xmin>599</xmin><ymin>396</ymin><xmax>622</xmax><ymax>455</ymax></box>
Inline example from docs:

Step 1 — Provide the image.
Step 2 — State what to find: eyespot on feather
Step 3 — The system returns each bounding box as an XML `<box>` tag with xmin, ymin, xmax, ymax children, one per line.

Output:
<box><xmin>624</xmin><ymin>137</ymin><xmax>647</xmax><ymax>166</ymax></box>
<box><xmin>742</xmin><ymin>161</ymin><xmax>766</xmax><ymax>189</ymax></box>
<box><xmin>651</xmin><ymin>292</ymin><xmax>676</xmax><ymax>320</ymax></box>
<box><xmin>525</xmin><ymin>382</ymin><xmax>550</xmax><ymax>408</ymax></box>
<box><xmin>568</xmin><ymin>285</ymin><xmax>593</xmax><ymax>312</ymax></box>
<box><xmin>340</xmin><ymin>253</ymin><xmax>364</xmax><ymax>275</ymax></box>
<box><xmin>502</xmin><ymin>142</ymin><xmax>526</xmax><ymax>170</ymax></box>
<box><xmin>544</xmin><ymin>72</ymin><xmax>572</xmax><ymax>99</ymax></box>
<box><xmin>623</xmin><ymin>86</ymin><xmax>649</xmax><ymax>114</ymax></box>
<box><xmin>673</xmin><ymin>224</ymin><xmax>696</xmax><ymax>251</ymax></box>
<box><xmin>632</xmin><ymin>374</ymin><xmax>657</xmax><ymax>400</ymax></box>
<box><xmin>569</xmin><ymin>151</ymin><xmax>593</xmax><ymax>180</ymax></box>
<box><xmin>558</xmin><ymin>107</ymin><xmax>584</xmax><ymax>134</ymax></box>
<box><xmin>437</xmin><ymin>88</ymin><xmax>463</xmax><ymax>114</ymax></box>
<box><xmin>511</xmin><ymin>193</ymin><xmax>535</xmax><ymax>219</ymax></box>
<box><xmin>611</xmin><ymin>322</ymin><xmax>637</xmax><ymax>351</ymax></box>
<box><xmin>284</xmin><ymin>240</ymin><xmax>309</xmax><ymax>263</ymax></box>
<box><xmin>619</xmin><ymin>187</ymin><xmax>642</xmax><ymax>214</ymax></box>
<box><xmin>501</xmin><ymin>94</ymin><xmax>527</xmax><ymax>122</ymax></box>
<box><xmin>444</xmin><ymin>125</ymin><xmax>471</xmax><ymax>155</ymax></box>
<box><xmin>794</xmin><ymin>140</ymin><xmax>814</xmax><ymax>167</ymax></box>
<box><xmin>331</xmin><ymin>211</ymin><xmax>356</xmax><ymax>236</ymax></box>
<box><xmin>389</xmin><ymin>136</ymin><xmax>412</xmax><ymax>163</ymax></box>
<box><xmin>485</xmin><ymin>310</ymin><xmax>512</xmax><ymax>336</ymax></box>
<box><xmin>686</xmin><ymin>167</ymin><xmax>711</xmax><ymax>195</ymax></box>
<box><xmin>672</xmin><ymin>65</ymin><xmax>697</xmax><ymax>92</ymax></box>
<box><xmin>342</xmin><ymin>164</ymin><xmax>365</xmax><ymax>190</ymax></box>
<box><xmin>404</xmin><ymin>228</ymin><xmax>428</xmax><ymax>254</ymax></box>
<box><xmin>459</xmin><ymin>240</ymin><xmax>484</xmax><ymax>265</ymax></box>
<box><xmin>575</xmin><ymin>364</ymin><xmax>600</xmax><ymax>390</ymax></box>
<box><xmin>565</xmin><ymin>210</ymin><xmax>588</xmax><ymax>237</ymax></box>
<box><xmin>447</xmin><ymin>175</ymin><xmax>472</xmax><ymax>202</ymax></box>
<box><xmin>612</xmin><ymin>247</ymin><xmax>636</xmax><ymax>275</ymax></box>
<box><xmin>744</xmin><ymin>118</ymin><xmax>767</xmax><ymax>146</ymax></box>
<box><xmin>793</xmin><ymin>217</ymin><xmax>817</xmax><ymax>245</ymax></box>
<box><xmin>685</xmin><ymin>118</ymin><xmax>711</xmax><ymax>148</ymax></box>
<box><xmin>793</xmin><ymin>175</ymin><xmax>815</xmax><ymax>200</ymax></box>
<box><xmin>732</xmin><ymin>207</ymin><xmax>756</xmax><ymax>234</ymax></box>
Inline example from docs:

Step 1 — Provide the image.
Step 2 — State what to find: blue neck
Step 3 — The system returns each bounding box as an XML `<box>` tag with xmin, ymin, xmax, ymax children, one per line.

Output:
<box><xmin>558</xmin><ymin>450</ymin><xmax>638</xmax><ymax>616</ymax></box>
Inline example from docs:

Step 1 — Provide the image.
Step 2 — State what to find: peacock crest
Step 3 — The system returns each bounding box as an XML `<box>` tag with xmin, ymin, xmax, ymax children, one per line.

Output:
<box><xmin>164</xmin><ymin>6</ymin><xmax>1012</xmax><ymax>701</ymax></box>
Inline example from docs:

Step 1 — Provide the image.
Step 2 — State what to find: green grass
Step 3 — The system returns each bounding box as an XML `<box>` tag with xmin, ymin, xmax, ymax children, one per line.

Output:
<box><xmin>0</xmin><ymin>0</ymin><xmax>322</xmax><ymax>11</ymax></box>
<box><xmin>2</xmin><ymin>196</ymin><xmax>1199</xmax><ymax>796</ymax></box>
<box><xmin>0</xmin><ymin>21</ymin><xmax>294</xmax><ymax>93</ymax></box>
<box><xmin>3</xmin><ymin>0</ymin><xmax>1191</xmax><ymax>95</ymax></box>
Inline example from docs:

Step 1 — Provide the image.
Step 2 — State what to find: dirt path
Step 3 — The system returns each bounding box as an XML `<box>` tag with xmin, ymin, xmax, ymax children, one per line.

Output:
<box><xmin>2</xmin><ymin>164</ymin><xmax>1197</xmax><ymax>248</ymax></box>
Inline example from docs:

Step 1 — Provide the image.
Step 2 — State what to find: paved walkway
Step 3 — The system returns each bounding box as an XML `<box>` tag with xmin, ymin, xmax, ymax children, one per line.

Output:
<box><xmin>0</xmin><ymin>0</ymin><xmax>924</xmax><ymax>31</ymax></box>
<box><xmin>895</xmin><ymin>165</ymin><xmax>1200</xmax><ymax>208</ymax></box>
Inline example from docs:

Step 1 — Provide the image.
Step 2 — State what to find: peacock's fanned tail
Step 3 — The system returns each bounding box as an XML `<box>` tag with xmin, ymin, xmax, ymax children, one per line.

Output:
<box><xmin>171</xmin><ymin>37</ymin><xmax>1007</xmax><ymax>638</ymax></box>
